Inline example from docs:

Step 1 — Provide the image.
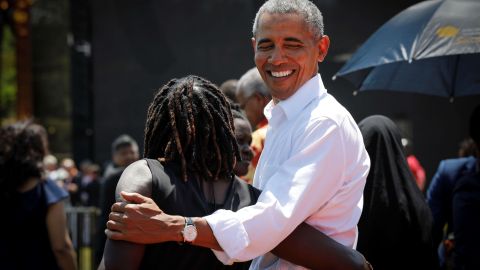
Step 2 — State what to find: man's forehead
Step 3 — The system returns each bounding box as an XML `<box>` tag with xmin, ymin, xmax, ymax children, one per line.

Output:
<box><xmin>255</xmin><ymin>12</ymin><xmax>312</xmax><ymax>38</ymax></box>
<box><xmin>257</xmin><ymin>11</ymin><xmax>305</xmax><ymax>26</ymax></box>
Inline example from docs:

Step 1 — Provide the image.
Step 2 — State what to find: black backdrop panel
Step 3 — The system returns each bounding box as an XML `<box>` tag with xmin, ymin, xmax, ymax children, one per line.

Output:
<box><xmin>92</xmin><ymin>0</ymin><xmax>257</xmax><ymax>163</ymax></box>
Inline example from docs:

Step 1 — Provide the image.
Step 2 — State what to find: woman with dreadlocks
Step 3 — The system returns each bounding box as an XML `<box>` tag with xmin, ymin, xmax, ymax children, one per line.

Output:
<box><xmin>101</xmin><ymin>75</ymin><xmax>370</xmax><ymax>270</ymax></box>
<box><xmin>100</xmin><ymin>75</ymin><xmax>260</xmax><ymax>269</ymax></box>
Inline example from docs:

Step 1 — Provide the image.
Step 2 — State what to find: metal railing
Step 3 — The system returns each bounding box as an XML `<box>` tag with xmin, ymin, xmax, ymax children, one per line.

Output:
<box><xmin>66</xmin><ymin>206</ymin><xmax>101</xmax><ymax>270</ymax></box>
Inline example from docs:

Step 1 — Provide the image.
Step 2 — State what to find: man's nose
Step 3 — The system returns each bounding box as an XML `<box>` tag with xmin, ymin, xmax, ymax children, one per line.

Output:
<box><xmin>268</xmin><ymin>47</ymin><xmax>287</xmax><ymax>65</ymax></box>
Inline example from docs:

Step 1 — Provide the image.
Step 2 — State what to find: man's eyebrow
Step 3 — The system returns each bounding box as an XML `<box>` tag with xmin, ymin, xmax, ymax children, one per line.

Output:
<box><xmin>257</xmin><ymin>38</ymin><xmax>271</xmax><ymax>45</ymax></box>
<box><xmin>284</xmin><ymin>37</ymin><xmax>303</xmax><ymax>43</ymax></box>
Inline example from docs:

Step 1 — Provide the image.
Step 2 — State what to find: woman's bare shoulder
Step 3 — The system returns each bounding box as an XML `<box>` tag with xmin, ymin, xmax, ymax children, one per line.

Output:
<box><xmin>116</xmin><ymin>159</ymin><xmax>153</xmax><ymax>199</ymax></box>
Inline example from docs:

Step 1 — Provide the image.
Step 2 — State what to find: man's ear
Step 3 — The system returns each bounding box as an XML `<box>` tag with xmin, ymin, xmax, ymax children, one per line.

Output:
<box><xmin>251</xmin><ymin>37</ymin><xmax>257</xmax><ymax>53</ymax></box>
<box><xmin>317</xmin><ymin>35</ymin><xmax>330</xmax><ymax>62</ymax></box>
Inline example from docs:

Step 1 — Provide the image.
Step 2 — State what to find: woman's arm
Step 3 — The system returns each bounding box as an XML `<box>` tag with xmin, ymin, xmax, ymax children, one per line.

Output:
<box><xmin>46</xmin><ymin>201</ymin><xmax>77</xmax><ymax>270</ymax></box>
<box><xmin>272</xmin><ymin>222</ymin><xmax>371</xmax><ymax>270</ymax></box>
<box><xmin>100</xmin><ymin>160</ymin><xmax>153</xmax><ymax>270</ymax></box>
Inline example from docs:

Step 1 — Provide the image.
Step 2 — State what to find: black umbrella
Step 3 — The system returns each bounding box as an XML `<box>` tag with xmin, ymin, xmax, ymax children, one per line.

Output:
<box><xmin>333</xmin><ymin>0</ymin><xmax>480</xmax><ymax>101</ymax></box>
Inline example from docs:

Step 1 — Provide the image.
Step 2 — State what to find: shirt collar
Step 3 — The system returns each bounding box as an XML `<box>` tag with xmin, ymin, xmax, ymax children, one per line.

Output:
<box><xmin>266</xmin><ymin>74</ymin><xmax>326</xmax><ymax>121</ymax></box>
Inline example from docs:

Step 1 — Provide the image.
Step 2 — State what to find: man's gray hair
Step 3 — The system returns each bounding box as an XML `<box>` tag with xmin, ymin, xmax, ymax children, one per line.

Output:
<box><xmin>236</xmin><ymin>67</ymin><xmax>271</xmax><ymax>98</ymax></box>
<box><xmin>252</xmin><ymin>0</ymin><xmax>324</xmax><ymax>40</ymax></box>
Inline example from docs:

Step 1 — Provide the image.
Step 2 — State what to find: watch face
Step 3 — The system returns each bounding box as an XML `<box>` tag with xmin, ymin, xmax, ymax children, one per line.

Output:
<box><xmin>184</xmin><ymin>225</ymin><xmax>197</xmax><ymax>242</ymax></box>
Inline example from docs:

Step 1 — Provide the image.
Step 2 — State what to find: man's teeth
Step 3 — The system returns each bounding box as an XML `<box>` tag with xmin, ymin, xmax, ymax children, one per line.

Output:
<box><xmin>271</xmin><ymin>70</ymin><xmax>292</xmax><ymax>78</ymax></box>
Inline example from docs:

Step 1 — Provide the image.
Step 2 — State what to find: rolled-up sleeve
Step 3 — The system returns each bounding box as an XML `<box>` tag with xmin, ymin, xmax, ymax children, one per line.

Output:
<box><xmin>205</xmin><ymin>117</ymin><xmax>369</xmax><ymax>264</ymax></box>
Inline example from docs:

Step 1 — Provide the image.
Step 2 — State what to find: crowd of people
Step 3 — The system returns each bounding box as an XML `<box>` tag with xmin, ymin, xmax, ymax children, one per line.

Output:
<box><xmin>1</xmin><ymin>0</ymin><xmax>479</xmax><ymax>270</ymax></box>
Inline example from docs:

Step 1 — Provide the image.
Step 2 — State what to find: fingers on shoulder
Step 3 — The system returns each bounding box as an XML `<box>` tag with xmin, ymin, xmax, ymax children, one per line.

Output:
<box><xmin>105</xmin><ymin>228</ymin><xmax>123</xmax><ymax>240</ymax></box>
<box><xmin>111</xmin><ymin>201</ymin><xmax>127</xmax><ymax>212</ymax></box>
<box><xmin>108</xmin><ymin>210</ymin><xmax>125</xmax><ymax>222</ymax></box>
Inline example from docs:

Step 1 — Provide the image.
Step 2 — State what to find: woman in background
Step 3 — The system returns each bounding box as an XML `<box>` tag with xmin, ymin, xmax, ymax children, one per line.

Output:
<box><xmin>357</xmin><ymin>115</ymin><xmax>437</xmax><ymax>270</ymax></box>
<box><xmin>0</xmin><ymin>121</ymin><xmax>77</xmax><ymax>270</ymax></box>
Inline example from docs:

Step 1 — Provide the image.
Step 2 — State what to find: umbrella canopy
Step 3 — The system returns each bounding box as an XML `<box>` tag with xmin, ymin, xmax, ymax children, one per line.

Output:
<box><xmin>334</xmin><ymin>0</ymin><xmax>480</xmax><ymax>100</ymax></box>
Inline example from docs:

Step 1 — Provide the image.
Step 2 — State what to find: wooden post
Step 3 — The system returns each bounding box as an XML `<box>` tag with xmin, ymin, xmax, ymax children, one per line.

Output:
<box><xmin>13</xmin><ymin>0</ymin><xmax>33</xmax><ymax>120</ymax></box>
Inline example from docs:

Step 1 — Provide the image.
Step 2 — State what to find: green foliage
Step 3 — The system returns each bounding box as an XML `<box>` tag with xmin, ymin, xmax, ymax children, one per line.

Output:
<box><xmin>0</xmin><ymin>26</ymin><xmax>17</xmax><ymax>123</ymax></box>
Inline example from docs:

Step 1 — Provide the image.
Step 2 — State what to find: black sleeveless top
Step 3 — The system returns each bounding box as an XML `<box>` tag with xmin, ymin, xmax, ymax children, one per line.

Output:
<box><xmin>140</xmin><ymin>159</ymin><xmax>261</xmax><ymax>270</ymax></box>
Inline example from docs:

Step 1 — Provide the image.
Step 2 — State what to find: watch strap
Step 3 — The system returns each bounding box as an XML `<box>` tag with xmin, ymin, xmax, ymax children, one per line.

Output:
<box><xmin>185</xmin><ymin>217</ymin><xmax>194</xmax><ymax>227</ymax></box>
<box><xmin>182</xmin><ymin>217</ymin><xmax>197</xmax><ymax>243</ymax></box>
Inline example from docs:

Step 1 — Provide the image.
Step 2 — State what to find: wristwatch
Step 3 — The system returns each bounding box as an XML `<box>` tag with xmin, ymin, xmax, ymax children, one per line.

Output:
<box><xmin>182</xmin><ymin>217</ymin><xmax>198</xmax><ymax>243</ymax></box>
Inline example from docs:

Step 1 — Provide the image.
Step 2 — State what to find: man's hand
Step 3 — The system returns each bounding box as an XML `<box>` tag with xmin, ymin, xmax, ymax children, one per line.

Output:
<box><xmin>105</xmin><ymin>191</ymin><xmax>183</xmax><ymax>244</ymax></box>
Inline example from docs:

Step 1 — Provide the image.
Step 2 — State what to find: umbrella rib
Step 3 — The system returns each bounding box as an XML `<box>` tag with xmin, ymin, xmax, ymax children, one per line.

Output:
<box><xmin>449</xmin><ymin>55</ymin><xmax>460</xmax><ymax>100</ymax></box>
<box><xmin>409</xmin><ymin>36</ymin><xmax>418</xmax><ymax>63</ymax></box>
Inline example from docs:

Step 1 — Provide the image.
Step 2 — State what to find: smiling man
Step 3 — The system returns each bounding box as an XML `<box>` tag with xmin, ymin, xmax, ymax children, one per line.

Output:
<box><xmin>106</xmin><ymin>0</ymin><xmax>370</xmax><ymax>269</ymax></box>
<box><xmin>252</xmin><ymin>8</ymin><xmax>329</xmax><ymax>102</ymax></box>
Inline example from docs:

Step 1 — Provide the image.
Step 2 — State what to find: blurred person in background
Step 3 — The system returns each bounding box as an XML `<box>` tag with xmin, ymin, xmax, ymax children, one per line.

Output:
<box><xmin>220</xmin><ymin>79</ymin><xmax>239</xmax><ymax>103</ymax></box>
<box><xmin>60</xmin><ymin>158</ymin><xmax>81</xmax><ymax>205</ymax></box>
<box><xmin>102</xmin><ymin>134</ymin><xmax>140</xmax><ymax>179</ymax></box>
<box><xmin>0</xmin><ymin>121</ymin><xmax>77</xmax><ymax>270</ymax></box>
<box><xmin>44</xmin><ymin>154</ymin><xmax>65</xmax><ymax>187</ymax></box>
<box><xmin>452</xmin><ymin>105</ymin><xmax>480</xmax><ymax>270</ymax></box>
<box><xmin>357</xmin><ymin>115</ymin><xmax>437</xmax><ymax>270</ymax></box>
<box><xmin>236</xmin><ymin>67</ymin><xmax>271</xmax><ymax>130</ymax></box>
<box><xmin>231</xmin><ymin>108</ymin><xmax>254</xmax><ymax>181</ymax></box>
<box><xmin>78</xmin><ymin>161</ymin><xmax>101</xmax><ymax>207</ymax></box>
<box><xmin>402</xmin><ymin>137</ymin><xmax>427</xmax><ymax>192</ymax></box>
<box><xmin>68</xmin><ymin>160</ymin><xmax>101</xmax><ymax>207</ymax></box>
<box><xmin>235</xmin><ymin>67</ymin><xmax>271</xmax><ymax>184</ymax></box>
<box><xmin>457</xmin><ymin>137</ymin><xmax>478</xmax><ymax>158</ymax></box>
<box><xmin>427</xmin><ymin>106</ymin><xmax>480</xmax><ymax>270</ymax></box>
<box><xmin>61</xmin><ymin>158</ymin><xmax>80</xmax><ymax>182</ymax></box>
<box><xmin>44</xmin><ymin>154</ymin><xmax>58</xmax><ymax>174</ymax></box>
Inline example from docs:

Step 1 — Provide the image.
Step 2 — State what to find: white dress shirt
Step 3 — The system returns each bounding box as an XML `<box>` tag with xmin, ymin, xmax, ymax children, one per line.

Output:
<box><xmin>205</xmin><ymin>74</ymin><xmax>370</xmax><ymax>269</ymax></box>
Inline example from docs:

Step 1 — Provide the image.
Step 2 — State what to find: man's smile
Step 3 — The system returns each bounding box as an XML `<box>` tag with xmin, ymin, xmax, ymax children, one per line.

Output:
<box><xmin>268</xmin><ymin>70</ymin><xmax>295</xmax><ymax>78</ymax></box>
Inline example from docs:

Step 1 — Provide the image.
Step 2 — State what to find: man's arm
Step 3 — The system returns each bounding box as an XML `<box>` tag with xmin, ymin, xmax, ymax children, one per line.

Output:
<box><xmin>107</xmin><ymin>193</ymin><xmax>371</xmax><ymax>270</ymax></box>
<box><xmin>100</xmin><ymin>160</ymin><xmax>152</xmax><ymax>270</ymax></box>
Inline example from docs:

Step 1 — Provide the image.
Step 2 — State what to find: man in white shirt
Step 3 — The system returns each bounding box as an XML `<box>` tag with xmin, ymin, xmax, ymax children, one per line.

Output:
<box><xmin>106</xmin><ymin>0</ymin><xmax>370</xmax><ymax>269</ymax></box>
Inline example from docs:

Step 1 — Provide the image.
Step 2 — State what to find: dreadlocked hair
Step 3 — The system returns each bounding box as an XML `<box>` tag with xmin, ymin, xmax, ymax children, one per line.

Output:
<box><xmin>144</xmin><ymin>75</ymin><xmax>241</xmax><ymax>182</ymax></box>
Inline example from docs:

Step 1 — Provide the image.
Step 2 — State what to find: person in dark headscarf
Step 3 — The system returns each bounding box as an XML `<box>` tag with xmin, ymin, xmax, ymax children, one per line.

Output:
<box><xmin>357</xmin><ymin>115</ymin><xmax>438</xmax><ymax>270</ymax></box>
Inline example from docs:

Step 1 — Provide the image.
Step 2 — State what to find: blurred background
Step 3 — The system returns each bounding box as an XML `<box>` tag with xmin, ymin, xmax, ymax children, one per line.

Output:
<box><xmin>2</xmin><ymin>0</ymin><xmax>479</xmax><ymax>269</ymax></box>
